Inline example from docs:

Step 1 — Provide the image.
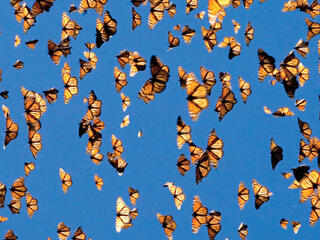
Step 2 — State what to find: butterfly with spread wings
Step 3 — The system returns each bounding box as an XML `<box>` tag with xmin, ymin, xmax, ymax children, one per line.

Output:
<box><xmin>252</xmin><ymin>179</ymin><xmax>273</xmax><ymax>209</ymax></box>
<box><xmin>138</xmin><ymin>55</ymin><xmax>170</xmax><ymax>103</ymax></box>
<box><xmin>163</xmin><ymin>182</ymin><xmax>186</xmax><ymax>210</ymax></box>
<box><xmin>215</xmin><ymin>87</ymin><xmax>237</xmax><ymax>121</ymax></box>
<box><xmin>96</xmin><ymin>10</ymin><xmax>117</xmax><ymax>48</ymax></box>
<box><xmin>2</xmin><ymin>105</ymin><xmax>18</xmax><ymax>149</ymax></box>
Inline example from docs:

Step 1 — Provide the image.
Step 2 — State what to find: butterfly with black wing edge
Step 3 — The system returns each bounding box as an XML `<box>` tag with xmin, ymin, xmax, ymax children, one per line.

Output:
<box><xmin>157</xmin><ymin>213</ymin><xmax>176</xmax><ymax>240</ymax></box>
<box><xmin>177</xmin><ymin>154</ymin><xmax>190</xmax><ymax>176</ymax></box>
<box><xmin>201</xmin><ymin>26</ymin><xmax>217</xmax><ymax>53</ymax></box>
<box><xmin>238</xmin><ymin>182</ymin><xmax>249</xmax><ymax>210</ymax></box>
<box><xmin>195</xmin><ymin>151</ymin><xmax>211</xmax><ymax>184</ymax></box>
<box><xmin>59</xmin><ymin>168</ymin><xmax>72</xmax><ymax>194</ymax></box>
<box><xmin>305</xmin><ymin>18</ymin><xmax>320</xmax><ymax>40</ymax></box>
<box><xmin>186</xmin><ymin>73</ymin><xmax>209</xmax><ymax>121</ymax></box>
<box><xmin>244</xmin><ymin>21</ymin><xmax>254</xmax><ymax>46</ymax></box>
<box><xmin>94</xmin><ymin>174</ymin><xmax>103</xmax><ymax>190</ymax></box>
<box><xmin>128</xmin><ymin>187</ymin><xmax>139</xmax><ymax>206</ymax></box>
<box><xmin>186</xmin><ymin>0</ymin><xmax>198</xmax><ymax>14</ymax></box>
<box><xmin>238</xmin><ymin>223</ymin><xmax>248</xmax><ymax>239</ymax></box>
<box><xmin>24</xmin><ymin>162</ymin><xmax>35</xmax><ymax>177</ymax></box>
<box><xmin>62</xmin><ymin>62</ymin><xmax>78</xmax><ymax>104</ymax></box>
<box><xmin>206</xmin><ymin>211</ymin><xmax>222</xmax><ymax>240</ymax></box>
<box><xmin>132</xmin><ymin>7</ymin><xmax>141</xmax><ymax>30</ymax></box>
<box><xmin>72</xmin><ymin>226</ymin><xmax>86</xmax><ymax>240</ymax></box>
<box><xmin>138</xmin><ymin>55</ymin><xmax>170</xmax><ymax>103</ymax></box>
<box><xmin>218</xmin><ymin>36</ymin><xmax>241</xmax><ymax>59</ymax></box>
<box><xmin>200</xmin><ymin>66</ymin><xmax>216</xmax><ymax>95</ymax></box>
<box><xmin>48</xmin><ymin>38</ymin><xmax>71</xmax><ymax>65</ymax></box>
<box><xmin>26</xmin><ymin>192</ymin><xmax>38</xmax><ymax>218</ymax></box>
<box><xmin>10</xmin><ymin>177</ymin><xmax>27</xmax><ymax>200</ymax></box>
<box><xmin>2</xmin><ymin>105</ymin><xmax>18</xmax><ymax>149</ymax></box>
<box><xmin>96</xmin><ymin>10</ymin><xmax>117</xmax><ymax>48</ymax></box>
<box><xmin>0</xmin><ymin>182</ymin><xmax>6</xmax><ymax>208</ymax></box>
<box><xmin>43</xmin><ymin>88</ymin><xmax>58</xmax><ymax>104</ymax></box>
<box><xmin>238</xmin><ymin>77</ymin><xmax>252</xmax><ymax>103</ymax></box>
<box><xmin>270</xmin><ymin>138</ymin><xmax>283</xmax><ymax>170</ymax></box>
<box><xmin>182</xmin><ymin>25</ymin><xmax>196</xmax><ymax>44</ymax></box>
<box><xmin>163</xmin><ymin>182</ymin><xmax>186</xmax><ymax>210</ymax></box>
<box><xmin>176</xmin><ymin>116</ymin><xmax>191</xmax><ymax>149</ymax></box>
<box><xmin>257</xmin><ymin>48</ymin><xmax>276</xmax><ymax>82</ymax></box>
<box><xmin>61</xmin><ymin>12</ymin><xmax>82</xmax><ymax>40</ymax></box>
<box><xmin>4</xmin><ymin>229</ymin><xmax>18</xmax><ymax>240</ymax></box>
<box><xmin>215</xmin><ymin>86</ymin><xmax>237</xmax><ymax>121</ymax></box>
<box><xmin>252</xmin><ymin>179</ymin><xmax>272</xmax><ymax>209</ymax></box>
<box><xmin>207</xmin><ymin>0</ymin><xmax>231</xmax><ymax>26</ymax></box>
<box><xmin>116</xmin><ymin>197</ymin><xmax>138</xmax><ymax>232</ymax></box>
<box><xmin>168</xmin><ymin>31</ymin><xmax>180</xmax><ymax>50</ymax></box>
<box><xmin>107</xmin><ymin>152</ymin><xmax>128</xmax><ymax>176</ymax></box>
<box><xmin>57</xmin><ymin>222</ymin><xmax>70</xmax><ymax>240</ymax></box>
<box><xmin>193</xmin><ymin>196</ymin><xmax>208</xmax><ymax>234</ymax></box>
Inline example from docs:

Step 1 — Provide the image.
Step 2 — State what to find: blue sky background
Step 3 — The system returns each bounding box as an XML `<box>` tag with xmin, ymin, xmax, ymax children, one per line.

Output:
<box><xmin>0</xmin><ymin>0</ymin><xmax>319</xmax><ymax>239</ymax></box>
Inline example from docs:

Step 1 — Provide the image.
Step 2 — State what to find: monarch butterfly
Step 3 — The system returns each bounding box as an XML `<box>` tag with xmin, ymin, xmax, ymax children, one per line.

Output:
<box><xmin>2</xmin><ymin>105</ymin><xmax>19</xmax><ymax>149</ymax></box>
<box><xmin>238</xmin><ymin>77</ymin><xmax>251</xmax><ymax>103</ymax></box>
<box><xmin>85</xmin><ymin>42</ymin><xmax>96</xmax><ymax>51</ymax></box>
<box><xmin>182</xmin><ymin>25</ymin><xmax>196</xmax><ymax>44</ymax></box>
<box><xmin>128</xmin><ymin>187</ymin><xmax>139</xmax><ymax>206</ymax></box>
<box><xmin>299</xmin><ymin>170</ymin><xmax>320</xmax><ymax>203</ymax></box>
<box><xmin>138</xmin><ymin>55</ymin><xmax>170</xmax><ymax>102</ymax></box>
<box><xmin>292</xmin><ymin>165</ymin><xmax>310</xmax><ymax>182</ymax></box>
<box><xmin>168</xmin><ymin>31</ymin><xmax>180</xmax><ymax>50</ymax></box>
<box><xmin>171</xmin><ymin>25</ymin><xmax>180</xmax><ymax>32</ymax></box>
<box><xmin>206</xmin><ymin>129</ymin><xmax>223</xmax><ymax>168</ymax></box>
<box><xmin>283</xmin><ymin>76</ymin><xmax>299</xmax><ymax>99</ymax></box>
<box><xmin>22</xmin><ymin>3</ymin><xmax>36</xmax><ymax>33</ymax></box>
<box><xmin>309</xmin><ymin>137</ymin><xmax>320</xmax><ymax>161</ymax></box>
<box><xmin>192</xmin><ymin>195</ymin><xmax>208</xmax><ymax>234</ymax></box>
<box><xmin>43</xmin><ymin>88</ymin><xmax>58</xmax><ymax>104</ymax></box>
<box><xmin>281</xmin><ymin>172</ymin><xmax>293</xmax><ymax>179</ymax></box>
<box><xmin>243</xmin><ymin>0</ymin><xmax>253</xmax><ymax>9</ymax></box>
<box><xmin>177</xmin><ymin>154</ymin><xmax>190</xmax><ymax>176</ymax></box>
<box><xmin>59</xmin><ymin>168</ymin><xmax>72</xmax><ymax>193</ymax></box>
<box><xmin>8</xmin><ymin>198</ymin><xmax>21</xmax><ymax>214</ymax></box>
<box><xmin>120</xmin><ymin>115</ymin><xmax>130</xmax><ymax>128</ymax></box>
<box><xmin>238</xmin><ymin>223</ymin><xmax>248</xmax><ymax>240</ymax></box>
<box><xmin>272</xmin><ymin>107</ymin><xmax>294</xmax><ymax>117</ymax></box>
<box><xmin>215</xmin><ymin>87</ymin><xmax>237</xmax><ymax>121</ymax></box>
<box><xmin>96</xmin><ymin>10</ymin><xmax>117</xmax><ymax>48</ymax></box>
<box><xmin>69</xmin><ymin>4</ymin><xmax>77</xmax><ymax>12</ymax></box>
<box><xmin>208</xmin><ymin>0</ymin><xmax>231</xmax><ymax>26</ymax></box>
<box><xmin>201</xmin><ymin>26</ymin><xmax>217</xmax><ymax>53</ymax></box>
<box><xmin>218</xmin><ymin>36</ymin><xmax>241</xmax><ymax>59</ymax></box>
<box><xmin>196</xmin><ymin>151</ymin><xmax>211</xmax><ymax>184</ymax></box>
<box><xmin>13</xmin><ymin>60</ymin><xmax>23</xmax><ymax>69</ymax></box>
<box><xmin>305</xmin><ymin>18</ymin><xmax>320</xmax><ymax>40</ymax></box>
<box><xmin>57</xmin><ymin>222</ymin><xmax>70</xmax><ymax>240</ymax></box>
<box><xmin>79</xmin><ymin>59</ymin><xmax>92</xmax><ymax>79</ymax></box>
<box><xmin>137</xmin><ymin>129</ymin><xmax>143</xmax><ymax>138</ymax></box>
<box><xmin>299</xmin><ymin>139</ymin><xmax>311</xmax><ymax>162</ymax></box>
<box><xmin>113</xmin><ymin>67</ymin><xmax>127</xmax><ymax>92</ymax></box>
<box><xmin>83</xmin><ymin>51</ymin><xmax>98</xmax><ymax>70</ymax></box>
<box><xmin>4</xmin><ymin>230</ymin><xmax>18</xmax><ymax>240</ymax></box>
<box><xmin>297</xmin><ymin>62</ymin><xmax>309</xmax><ymax>87</ymax></box>
<box><xmin>91</xmin><ymin>118</ymin><xmax>105</xmax><ymax>134</ymax></box>
<box><xmin>148</xmin><ymin>1</ymin><xmax>165</xmax><ymax>30</ymax></box>
<box><xmin>90</xmin><ymin>152</ymin><xmax>104</xmax><ymax>165</ymax></box>
<box><xmin>129</xmin><ymin>51</ymin><xmax>146</xmax><ymax>77</ymax></box>
<box><xmin>294</xmin><ymin>39</ymin><xmax>309</xmax><ymax>58</ymax></box>
<box><xmin>166</xmin><ymin>3</ymin><xmax>176</xmax><ymax>18</ymax></box>
<box><xmin>31</xmin><ymin>0</ymin><xmax>54</xmax><ymax>17</ymax></box>
<box><xmin>14</xmin><ymin>2</ymin><xmax>25</xmax><ymax>23</ymax></box>
<box><xmin>244</xmin><ymin>21</ymin><xmax>254</xmax><ymax>46</ymax></box>
<box><xmin>232</xmin><ymin>0</ymin><xmax>241</xmax><ymax>8</ymax></box>
<box><xmin>14</xmin><ymin>35</ymin><xmax>20</xmax><ymax>47</ymax></box>
<box><xmin>131</xmin><ymin>0</ymin><xmax>147</xmax><ymax>7</ymax></box>
<box><xmin>120</xmin><ymin>92</ymin><xmax>130</xmax><ymax>112</ymax></box>
<box><xmin>94</xmin><ymin>174</ymin><xmax>103</xmax><ymax>190</ymax></box>
<box><xmin>280</xmin><ymin>51</ymin><xmax>299</xmax><ymax>81</ymax></box>
<box><xmin>280</xmin><ymin>218</ymin><xmax>289</xmax><ymax>229</ymax></box>
<box><xmin>85</xmin><ymin>90</ymin><xmax>102</xmax><ymax>120</ymax></box>
<box><xmin>195</xmin><ymin>11</ymin><xmax>205</xmax><ymax>19</ymax></box>
<box><xmin>132</xmin><ymin>7</ymin><xmax>141</xmax><ymax>30</ymax></box>
<box><xmin>292</xmin><ymin>221</ymin><xmax>301</xmax><ymax>234</ymax></box>
<box><xmin>309</xmin><ymin>195</ymin><xmax>320</xmax><ymax>226</ymax></box>
<box><xmin>258</xmin><ymin>48</ymin><xmax>275</xmax><ymax>82</ymax></box>
<box><xmin>232</xmin><ymin>19</ymin><xmax>240</xmax><ymax>34</ymax></box>
<box><xmin>200</xmin><ymin>66</ymin><xmax>216</xmax><ymax>95</ymax></box>
<box><xmin>189</xmin><ymin>141</ymin><xmax>204</xmax><ymax>164</ymax></box>
<box><xmin>24</xmin><ymin>162</ymin><xmax>35</xmax><ymax>177</ymax></box>
<box><xmin>206</xmin><ymin>211</ymin><xmax>222</xmax><ymax>240</ymax></box>
<box><xmin>86</xmin><ymin>132</ymin><xmax>102</xmax><ymax>157</ymax></box>
<box><xmin>116</xmin><ymin>197</ymin><xmax>133</xmax><ymax>232</ymax></box>
<box><xmin>61</xmin><ymin>12</ymin><xmax>82</xmax><ymax>40</ymax></box>
<box><xmin>62</xmin><ymin>62</ymin><xmax>78</xmax><ymax>104</ymax></box>
<box><xmin>0</xmin><ymin>182</ymin><xmax>6</xmax><ymax>208</ymax></box>
<box><xmin>0</xmin><ymin>91</ymin><xmax>9</xmax><ymax>99</ymax></box>
<box><xmin>28</xmin><ymin>130</ymin><xmax>42</xmax><ymax>159</ymax></box>
<box><xmin>10</xmin><ymin>177</ymin><xmax>27</xmax><ymax>199</ymax></box>
<box><xmin>107</xmin><ymin>152</ymin><xmax>128</xmax><ymax>176</ymax></box>
<box><xmin>48</xmin><ymin>38</ymin><xmax>71</xmax><ymax>65</ymax></box>
<box><xmin>163</xmin><ymin>182</ymin><xmax>186</xmax><ymax>210</ymax></box>
<box><xmin>178</xmin><ymin>66</ymin><xmax>189</xmax><ymax>89</ymax></box>
<box><xmin>186</xmin><ymin>0</ymin><xmax>198</xmax><ymax>14</ymax></box>
<box><xmin>282</xmin><ymin>0</ymin><xmax>298</xmax><ymax>12</ymax></box>
<box><xmin>176</xmin><ymin>116</ymin><xmax>191</xmax><ymax>149</ymax></box>
<box><xmin>306</xmin><ymin>0</ymin><xmax>320</xmax><ymax>18</ymax></box>
<box><xmin>78</xmin><ymin>0</ymin><xmax>105</xmax><ymax>14</ymax></box>
<box><xmin>157</xmin><ymin>213</ymin><xmax>176</xmax><ymax>240</ymax></box>
<box><xmin>26</xmin><ymin>192</ymin><xmax>38</xmax><ymax>218</ymax></box>
<box><xmin>72</xmin><ymin>227</ymin><xmax>86</xmax><ymax>240</ymax></box>
<box><xmin>238</xmin><ymin>182</ymin><xmax>249</xmax><ymax>209</ymax></box>
<box><xmin>186</xmin><ymin>73</ymin><xmax>209</xmax><ymax>121</ymax></box>
<box><xmin>0</xmin><ymin>216</ymin><xmax>8</xmax><ymax>222</ymax></box>
<box><xmin>295</xmin><ymin>99</ymin><xmax>306</xmax><ymax>112</ymax></box>
<box><xmin>289</xmin><ymin>179</ymin><xmax>301</xmax><ymax>189</ymax></box>
<box><xmin>298</xmin><ymin>118</ymin><xmax>312</xmax><ymax>140</ymax></box>
<box><xmin>270</xmin><ymin>138</ymin><xmax>283</xmax><ymax>170</ymax></box>
<box><xmin>111</xmin><ymin>134</ymin><xmax>124</xmax><ymax>156</ymax></box>
<box><xmin>252</xmin><ymin>179</ymin><xmax>272</xmax><ymax>209</ymax></box>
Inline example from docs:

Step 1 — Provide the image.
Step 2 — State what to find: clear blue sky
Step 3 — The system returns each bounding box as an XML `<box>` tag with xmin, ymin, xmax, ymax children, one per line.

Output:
<box><xmin>0</xmin><ymin>0</ymin><xmax>319</xmax><ymax>239</ymax></box>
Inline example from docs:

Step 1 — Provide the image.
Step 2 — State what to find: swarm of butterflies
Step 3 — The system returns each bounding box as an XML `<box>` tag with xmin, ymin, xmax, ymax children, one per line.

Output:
<box><xmin>1</xmin><ymin>0</ymin><xmax>320</xmax><ymax>239</ymax></box>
